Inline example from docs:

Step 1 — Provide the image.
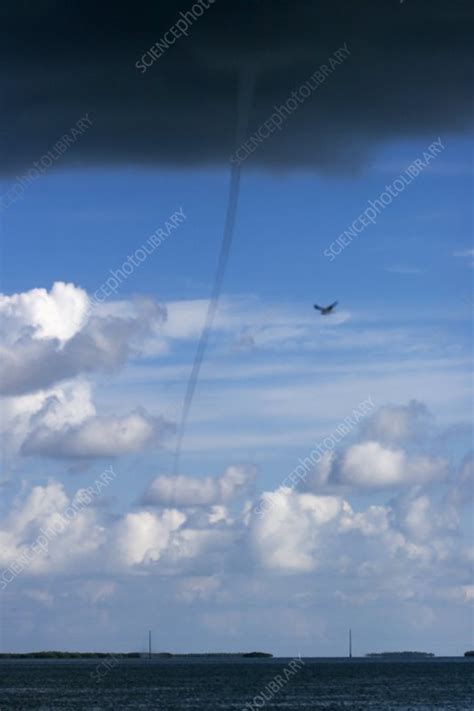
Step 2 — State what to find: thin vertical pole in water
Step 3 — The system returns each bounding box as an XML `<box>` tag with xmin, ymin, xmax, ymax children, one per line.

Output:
<box><xmin>149</xmin><ymin>630</ymin><xmax>152</xmax><ymax>660</ymax></box>
<box><xmin>349</xmin><ymin>629</ymin><xmax>352</xmax><ymax>658</ymax></box>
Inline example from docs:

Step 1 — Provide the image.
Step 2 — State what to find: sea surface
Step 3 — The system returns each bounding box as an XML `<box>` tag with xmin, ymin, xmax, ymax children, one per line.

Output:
<box><xmin>0</xmin><ymin>657</ymin><xmax>472</xmax><ymax>710</ymax></box>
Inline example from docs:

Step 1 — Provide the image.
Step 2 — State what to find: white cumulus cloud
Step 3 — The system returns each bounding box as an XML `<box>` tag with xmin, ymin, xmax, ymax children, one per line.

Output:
<box><xmin>21</xmin><ymin>409</ymin><xmax>172</xmax><ymax>459</ymax></box>
<box><xmin>142</xmin><ymin>465</ymin><xmax>256</xmax><ymax>507</ymax></box>
<box><xmin>339</xmin><ymin>441</ymin><xmax>448</xmax><ymax>488</ymax></box>
<box><xmin>0</xmin><ymin>282</ymin><xmax>165</xmax><ymax>396</ymax></box>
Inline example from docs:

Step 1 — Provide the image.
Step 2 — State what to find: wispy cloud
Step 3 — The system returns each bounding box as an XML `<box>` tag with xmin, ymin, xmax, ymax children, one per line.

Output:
<box><xmin>454</xmin><ymin>248</ymin><xmax>474</xmax><ymax>267</ymax></box>
<box><xmin>385</xmin><ymin>265</ymin><xmax>423</xmax><ymax>275</ymax></box>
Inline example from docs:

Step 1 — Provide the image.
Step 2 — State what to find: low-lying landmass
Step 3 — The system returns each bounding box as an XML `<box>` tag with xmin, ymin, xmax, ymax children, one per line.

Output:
<box><xmin>0</xmin><ymin>651</ymin><xmax>273</xmax><ymax>659</ymax></box>
<box><xmin>0</xmin><ymin>652</ymin><xmax>141</xmax><ymax>659</ymax></box>
<box><xmin>366</xmin><ymin>652</ymin><xmax>434</xmax><ymax>659</ymax></box>
<box><xmin>151</xmin><ymin>651</ymin><xmax>273</xmax><ymax>659</ymax></box>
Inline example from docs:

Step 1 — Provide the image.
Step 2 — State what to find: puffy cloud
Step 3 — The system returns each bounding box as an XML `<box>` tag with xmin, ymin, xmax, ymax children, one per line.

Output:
<box><xmin>144</xmin><ymin>476</ymin><xmax>217</xmax><ymax>508</ymax></box>
<box><xmin>0</xmin><ymin>282</ymin><xmax>165</xmax><ymax>396</ymax></box>
<box><xmin>0</xmin><ymin>364</ymin><xmax>471</xmax><ymax>651</ymax></box>
<box><xmin>0</xmin><ymin>459</ymin><xmax>471</xmax><ymax>602</ymax></box>
<box><xmin>26</xmin><ymin>381</ymin><xmax>97</xmax><ymax>431</ymax></box>
<box><xmin>1</xmin><ymin>478</ymin><xmax>228</xmax><ymax>578</ymax></box>
<box><xmin>114</xmin><ymin>510</ymin><xmax>186</xmax><ymax>567</ymax></box>
<box><xmin>218</xmin><ymin>465</ymin><xmax>256</xmax><ymax>502</ymax></box>
<box><xmin>207</xmin><ymin>505</ymin><xmax>233</xmax><ymax>526</ymax></box>
<box><xmin>1</xmin><ymin>381</ymin><xmax>96</xmax><ymax>457</ymax></box>
<box><xmin>390</xmin><ymin>489</ymin><xmax>459</xmax><ymax>544</ymax></box>
<box><xmin>305</xmin><ymin>442</ymin><xmax>448</xmax><ymax>492</ymax></box>
<box><xmin>249</xmin><ymin>484</ymin><xmax>461</xmax><ymax>577</ymax></box>
<box><xmin>111</xmin><ymin>508</ymin><xmax>236</xmax><ymax>574</ymax></box>
<box><xmin>21</xmin><ymin>409</ymin><xmax>172</xmax><ymax>459</ymax></box>
<box><xmin>249</xmin><ymin>487</ymin><xmax>344</xmax><ymax>572</ymax></box>
<box><xmin>0</xmin><ymin>480</ymin><xmax>106</xmax><ymax>575</ymax></box>
<box><xmin>394</xmin><ymin>494</ymin><xmax>434</xmax><ymax>542</ymax></box>
<box><xmin>299</xmin><ymin>402</ymin><xmax>451</xmax><ymax>492</ymax></box>
<box><xmin>0</xmin><ymin>282</ymin><xmax>89</xmax><ymax>343</ymax></box>
<box><xmin>0</xmin><ymin>283</ymin><xmax>174</xmax><ymax>462</ymax></box>
<box><xmin>360</xmin><ymin>400</ymin><xmax>432</xmax><ymax>445</ymax></box>
<box><xmin>0</xmin><ymin>315</ymin><xmax>142</xmax><ymax>396</ymax></box>
<box><xmin>339</xmin><ymin>441</ymin><xmax>448</xmax><ymax>488</ymax></box>
<box><xmin>1</xmin><ymin>379</ymin><xmax>173</xmax><ymax>462</ymax></box>
<box><xmin>1</xmin><ymin>397</ymin><xmax>471</xmax><ymax>653</ymax></box>
<box><xmin>142</xmin><ymin>465</ymin><xmax>256</xmax><ymax>507</ymax></box>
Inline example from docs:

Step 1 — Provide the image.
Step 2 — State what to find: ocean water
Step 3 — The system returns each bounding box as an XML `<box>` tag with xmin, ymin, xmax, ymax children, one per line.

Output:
<box><xmin>0</xmin><ymin>658</ymin><xmax>472</xmax><ymax>710</ymax></box>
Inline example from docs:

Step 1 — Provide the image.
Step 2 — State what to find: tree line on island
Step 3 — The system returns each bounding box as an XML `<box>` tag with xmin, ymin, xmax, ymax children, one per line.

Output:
<box><xmin>0</xmin><ymin>651</ymin><xmax>273</xmax><ymax>659</ymax></box>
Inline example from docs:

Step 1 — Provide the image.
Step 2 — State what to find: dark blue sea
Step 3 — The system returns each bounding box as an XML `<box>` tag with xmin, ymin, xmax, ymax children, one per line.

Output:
<box><xmin>0</xmin><ymin>657</ymin><xmax>472</xmax><ymax>710</ymax></box>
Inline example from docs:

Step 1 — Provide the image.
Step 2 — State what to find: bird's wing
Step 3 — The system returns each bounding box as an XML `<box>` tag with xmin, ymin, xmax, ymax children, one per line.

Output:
<box><xmin>313</xmin><ymin>304</ymin><xmax>322</xmax><ymax>311</ymax></box>
<box><xmin>328</xmin><ymin>301</ymin><xmax>338</xmax><ymax>309</ymax></box>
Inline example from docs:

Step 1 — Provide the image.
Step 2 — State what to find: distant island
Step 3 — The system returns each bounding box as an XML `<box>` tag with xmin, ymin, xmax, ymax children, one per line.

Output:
<box><xmin>464</xmin><ymin>651</ymin><xmax>474</xmax><ymax>657</ymax></box>
<box><xmin>366</xmin><ymin>652</ymin><xmax>434</xmax><ymax>659</ymax></box>
<box><xmin>0</xmin><ymin>652</ymin><xmax>141</xmax><ymax>659</ymax></box>
<box><xmin>243</xmin><ymin>652</ymin><xmax>273</xmax><ymax>658</ymax></box>
<box><xmin>0</xmin><ymin>651</ymin><xmax>273</xmax><ymax>660</ymax></box>
<box><xmin>150</xmin><ymin>651</ymin><xmax>273</xmax><ymax>659</ymax></box>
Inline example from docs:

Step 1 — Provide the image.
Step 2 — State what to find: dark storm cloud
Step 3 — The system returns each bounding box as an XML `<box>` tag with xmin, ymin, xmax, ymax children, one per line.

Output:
<box><xmin>1</xmin><ymin>0</ymin><xmax>472</xmax><ymax>175</ymax></box>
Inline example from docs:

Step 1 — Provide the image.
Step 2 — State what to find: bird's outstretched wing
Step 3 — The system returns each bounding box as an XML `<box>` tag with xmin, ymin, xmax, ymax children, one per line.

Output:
<box><xmin>313</xmin><ymin>304</ymin><xmax>323</xmax><ymax>311</ymax></box>
<box><xmin>328</xmin><ymin>301</ymin><xmax>338</xmax><ymax>310</ymax></box>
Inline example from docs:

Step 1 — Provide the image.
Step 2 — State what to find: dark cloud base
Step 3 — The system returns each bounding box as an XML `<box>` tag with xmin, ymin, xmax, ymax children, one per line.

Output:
<box><xmin>1</xmin><ymin>0</ymin><xmax>472</xmax><ymax>174</ymax></box>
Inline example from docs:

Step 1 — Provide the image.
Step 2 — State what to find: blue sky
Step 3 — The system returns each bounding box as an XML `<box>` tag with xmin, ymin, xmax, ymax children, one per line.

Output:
<box><xmin>1</xmin><ymin>0</ymin><xmax>473</xmax><ymax>656</ymax></box>
<box><xmin>2</xmin><ymin>137</ymin><xmax>472</xmax><ymax>308</ymax></box>
<box><xmin>0</xmin><ymin>128</ymin><xmax>472</xmax><ymax>656</ymax></box>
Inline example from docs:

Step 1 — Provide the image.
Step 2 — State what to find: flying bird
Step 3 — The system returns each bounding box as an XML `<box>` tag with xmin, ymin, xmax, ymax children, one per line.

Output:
<box><xmin>314</xmin><ymin>301</ymin><xmax>338</xmax><ymax>315</ymax></box>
